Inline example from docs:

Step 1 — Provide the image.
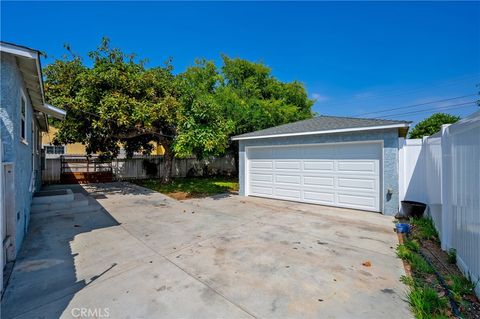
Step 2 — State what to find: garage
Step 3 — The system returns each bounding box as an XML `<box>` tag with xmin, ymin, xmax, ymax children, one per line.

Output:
<box><xmin>246</xmin><ymin>142</ymin><xmax>382</xmax><ymax>212</ymax></box>
<box><xmin>232</xmin><ymin>115</ymin><xmax>411</xmax><ymax>215</ymax></box>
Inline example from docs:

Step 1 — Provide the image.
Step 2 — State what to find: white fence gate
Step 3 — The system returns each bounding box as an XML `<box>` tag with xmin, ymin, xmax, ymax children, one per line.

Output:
<box><xmin>399</xmin><ymin>110</ymin><xmax>480</xmax><ymax>296</ymax></box>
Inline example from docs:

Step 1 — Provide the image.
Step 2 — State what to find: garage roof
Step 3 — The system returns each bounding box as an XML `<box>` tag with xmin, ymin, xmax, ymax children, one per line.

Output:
<box><xmin>231</xmin><ymin>115</ymin><xmax>411</xmax><ymax>140</ymax></box>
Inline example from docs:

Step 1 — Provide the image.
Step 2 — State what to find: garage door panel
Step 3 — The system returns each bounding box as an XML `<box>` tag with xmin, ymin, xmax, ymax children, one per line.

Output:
<box><xmin>250</xmin><ymin>161</ymin><xmax>273</xmax><ymax>170</ymax></box>
<box><xmin>303</xmin><ymin>176</ymin><xmax>334</xmax><ymax>187</ymax></box>
<box><xmin>337</xmin><ymin>161</ymin><xmax>377</xmax><ymax>174</ymax></box>
<box><xmin>337</xmin><ymin>177</ymin><xmax>377</xmax><ymax>191</ymax></box>
<box><xmin>275</xmin><ymin>161</ymin><xmax>301</xmax><ymax>170</ymax></box>
<box><xmin>251</xmin><ymin>185</ymin><xmax>274</xmax><ymax>196</ymax></box>
<box><xmin>251</xmin><ymin>173</ymin><xmax>274</xmax><ymax>182</ymax></box>
<box><xmin>275</xmin><ymin>174</ymin><xmax>301</xmax><ymax>185</ymax></box>
<box><xmin>247</xmin><ymin>142</ymin><xmax>381</xmax><ymax>212</ymax></box>
<box><xmin>303</xmin><ymin>190</ymin><xmax>335</xmax><ymax>203</ymax></box>
<box><xmin>337</xmin><ymin>193</ymin><xmax>377</xmax><ymax>210</ymax></box>
<box><xmin>275</xmin><ymin>187</ymin><xmax>301</xmax><ymax>199</ymax></box>
<box><xmin>303</xmin><ymin>161</ymin><xmax>334</xmax><ymax>171</ymax></box>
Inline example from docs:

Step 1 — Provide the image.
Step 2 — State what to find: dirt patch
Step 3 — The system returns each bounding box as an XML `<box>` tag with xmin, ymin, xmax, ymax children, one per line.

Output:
<box><xmin>419</xmin><ymin>239</ymin><xmax>480</xmax><ymax>318</ymax></box>
<box><xmin>167</xmin><ymin>191</ymin><xmax>233</xmax><ymax>200</ymax></box>
<box><xmin>167</xmin><ymin>191</ymin><xmax>220</xmax><ymax>200</ymax></box>
<box><xmin>168</xmin><ymin>192</ymin><xmax>191</xmax><ymax>200</ymax></box>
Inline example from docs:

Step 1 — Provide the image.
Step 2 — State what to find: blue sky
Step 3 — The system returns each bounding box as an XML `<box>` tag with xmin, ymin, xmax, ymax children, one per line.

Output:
<box><xmin>2</xmin><ymin>1</ymin><xmax>479</xmax><ymax>125</ymax></box>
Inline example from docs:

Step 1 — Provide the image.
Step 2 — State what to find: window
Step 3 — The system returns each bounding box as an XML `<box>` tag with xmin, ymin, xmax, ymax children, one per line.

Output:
<box><xmin>45</xmin><ymin>145</ymin><xmax>65</xmax><ymax>155</ymax></box>
<box><xmin>20</xmin><ymin>95</ymin><xmax>26</xmax><ymax>141</ymax></box>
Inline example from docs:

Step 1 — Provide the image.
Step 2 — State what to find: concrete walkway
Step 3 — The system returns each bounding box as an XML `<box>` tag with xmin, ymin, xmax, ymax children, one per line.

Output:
<box><xmin>2</xmin><ymin>182</ymin><xmax>411</xmax><ymax>318</ymax></box>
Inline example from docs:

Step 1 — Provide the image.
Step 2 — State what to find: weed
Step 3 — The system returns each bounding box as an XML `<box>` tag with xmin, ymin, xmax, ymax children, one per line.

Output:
<box><xmin>400</xmin><ymin>275</ymin><xmax>415</xmax><ymax>287</ymax></box>
<box><xmin>397</xmin><ymin>242</ymin><xmax>434</xmax><ymax>274</ymax></box>
<box><xmin>410</xmin><ymin>217</ymin><xmax>439</xmax><ymax>241</ymax></box>
<box><xmin>446</xmin><ymin>274</ymin><xmax>476</xmax><ymax>303</ymax></box>
<box><xmin>404</xmin><ymin>239</ymin><xmax>420</xmax><ymax>252</ymax></box>
<box><xmin>407</xmin><ymin>285</ymin><xmax>448</xmax><ymax>319</ymax></box>
<box><xmin>446</xmin><ymin>249</ymin><xmax>456</xmax><ymax>264</ymax></box>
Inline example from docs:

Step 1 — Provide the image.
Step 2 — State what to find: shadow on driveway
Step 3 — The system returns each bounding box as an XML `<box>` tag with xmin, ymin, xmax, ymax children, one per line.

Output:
<box><xmin>1</xmin><ymin>183</ymin><xmax>145</xmax><ymax>318</ymax></box>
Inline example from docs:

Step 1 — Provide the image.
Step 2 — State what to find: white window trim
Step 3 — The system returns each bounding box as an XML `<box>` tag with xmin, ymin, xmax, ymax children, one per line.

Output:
<box><xmin>20</xmin><ymin>90</ymin><xmax>27</xmax><ymax>145</ymax></box>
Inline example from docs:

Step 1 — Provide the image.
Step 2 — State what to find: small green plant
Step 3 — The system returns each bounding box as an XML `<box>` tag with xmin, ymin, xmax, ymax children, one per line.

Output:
<box><xmin>446</xmin><ymin>249</ymin><xmax>456</xmax><ymax>264</ymax></box>
<box><xmin>410</xmin><ymin>217</ymin><xmax>439</xmax><ymax>241</ymax></box>
<box><xmin>446</xmin><ymin>274</ymin><xmax>476</xmax><ymax>303</ymax></box>
<box><xmin>404</xmin><ymin>239</ymin><xmax>420</xmax><ymax>252</ymax></box>
<box><xmin>397</xmin><ymin>242</ymin><xmax>434</xmax><ymax>274</ymax></box>
<box><xmin>407</xmin><ymin>285</ymin><xmax>448</xmax><ymax>319</ymax></box>
<box><xmin>400</xmin><ymin>275</ymin><xmax>416</xmax><ymax>287</ymax></box>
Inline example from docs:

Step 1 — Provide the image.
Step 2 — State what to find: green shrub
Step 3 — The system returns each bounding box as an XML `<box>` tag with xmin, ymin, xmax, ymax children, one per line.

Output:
<box><xmin>407</xmin><ymin>286</ymin><xmax>448</xmax><ymax>319</ymax></box>
<box><xmin>397</xmin><ymin>242</ymin><xmax>434</xmax><ymax>274</ymax></box>
<box><xmin>410</xmin><ymin>217</ymin><xmax>439</xmax><ymax>241</ymax></box>
<box><xmin>446</xmin><ymin>249</ymin><xmax>456</xmax><ymax>264</ymax></box>
<box><xmin>446</xmin><ymin>274</ymin><xmax>476</xmax><ymax>303</ymax></box>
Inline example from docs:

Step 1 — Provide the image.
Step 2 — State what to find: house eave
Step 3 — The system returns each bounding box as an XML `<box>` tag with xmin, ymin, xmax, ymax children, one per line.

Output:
<box><xmin>41</xmin><ymin>103</ymin><xmax>67</xmax><ymax>120</ymax></box>
<box><xmin>1</xmin><ymin>42</ymin><xmax>66</xmax><ymax>130</ymax></box>
<box><xmin>231</xmin><ymin>123</ymin><xmax>411</xmax><ymax>141</ymax></box>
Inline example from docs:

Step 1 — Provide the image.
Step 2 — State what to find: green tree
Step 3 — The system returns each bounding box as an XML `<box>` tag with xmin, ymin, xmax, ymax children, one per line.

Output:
<box><xmin>216</xmin><ymin>56</ymin><xmax>314</xmax><ymax>169</ymax></box>
<box><xmin>173</xmin><ymin>59</ymin><xmax>234</xmax><ymax>159</ymax></box>
<box><xmin>44</xmin><ymin>39</ymin><xmax>314</xmax><ymax>182</ymax></box>
<box><xmin>46</xmin><ymin>39</ymin><xmax>190</xmax><ymax>182</ymax></box>
<box><xmin>409</xmin><ymin>113</ymin><xmax>461</xmax><ymax>138</ymax></box>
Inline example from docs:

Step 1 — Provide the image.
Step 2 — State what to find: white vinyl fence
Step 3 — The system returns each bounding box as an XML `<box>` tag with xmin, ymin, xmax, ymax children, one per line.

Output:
<box><xmin>42</xmin><ymin>155</ymin><xmax>236</xmax><ymax>183</ymax></box>
<box><xmin>399</xmin><ymin>110</ymin><xmax>480</xmax><ymax>296</ymax></box>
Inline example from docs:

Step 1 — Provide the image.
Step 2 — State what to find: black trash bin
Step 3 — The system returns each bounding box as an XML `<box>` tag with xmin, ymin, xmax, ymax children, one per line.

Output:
<box><xmin>401</xmin><ymin>201</ymin><xmax>426</xmax><ymax>218</ymax></box>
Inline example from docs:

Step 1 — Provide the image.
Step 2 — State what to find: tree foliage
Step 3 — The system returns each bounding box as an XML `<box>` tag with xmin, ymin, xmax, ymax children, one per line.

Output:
<box><xmin>409</xmin><ymin>113</ymin><xmax>461</xmax><ymax>138</ymax></box>
<box><xmin>44</xmin><ymin>39</ymin><xmax>313</xmax><ymax>181</ymax></box>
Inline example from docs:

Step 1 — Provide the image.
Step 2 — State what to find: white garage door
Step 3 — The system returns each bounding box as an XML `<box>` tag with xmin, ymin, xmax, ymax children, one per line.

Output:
<box><xmin>246</xmin><ymin>142</ymin><xmax>382</xmax><ymax>212</ymax></box>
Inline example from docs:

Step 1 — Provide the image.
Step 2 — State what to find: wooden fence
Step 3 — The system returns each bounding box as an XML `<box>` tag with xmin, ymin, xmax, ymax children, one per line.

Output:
<box><xmin>42</xmin><ymin>155</ymin><xmax>236</xmax><ymax>183</ymax></box>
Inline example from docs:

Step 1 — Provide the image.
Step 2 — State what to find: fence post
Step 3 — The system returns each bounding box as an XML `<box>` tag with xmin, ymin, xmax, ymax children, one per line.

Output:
<box><xmin>440</xmin><ymin>124</ymin><xmax>451</xmax><ymax>250</ymax></box>
<box><xmin>398</xmin><ymin>137</ymin><xmax>405</xmax><ymax>211</ymax></box>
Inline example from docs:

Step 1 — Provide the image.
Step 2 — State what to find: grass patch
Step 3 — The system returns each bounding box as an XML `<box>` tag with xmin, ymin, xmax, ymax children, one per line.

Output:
<box><xmin>134</xmin><ymin>177</ymin><xmax>239</xmax><ymax>199</ymax></box>
<box><xmin>410</xmin><ymin>217</ymin><xmax>439</xmax><ymax>241</ymax></box>
<box><xmin>401</xmin><ymin>275</ymin><xmax>449</xmax><ymax>319</ymax></box>
<box><xmin>446</xmin><ymin>274</ymin><xmax>477</xmax><ymax>303</ymax></box>
<box><xmin>398</xmin><ymin>217</ymin><xmax>480</xmax><ymax>318</ymax></box>
<box><xmin>397</xmin><ymin>241</ymin><xmax>434</xmax><ymax>274</ymax></box>
<box><xmin>407</xmin><ymin>285</ymin><xmax>449</xmax><ymax>319</ymax></box>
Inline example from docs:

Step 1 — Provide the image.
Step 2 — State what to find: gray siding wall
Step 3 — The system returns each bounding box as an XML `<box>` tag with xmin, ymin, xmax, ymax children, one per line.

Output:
<box><xmin>1</xmin><ymin>54</ymin><xmax>41</xmax><ymax>255</ymax></box>
<box><xmin>238</xmin><ymin>129</ymin><xmax>400</xmax><ymax>215</ymax></box>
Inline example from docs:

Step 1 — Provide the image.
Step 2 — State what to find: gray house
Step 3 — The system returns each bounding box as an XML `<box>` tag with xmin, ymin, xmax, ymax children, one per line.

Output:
<box><xmin>232</xmin><ymin>116</ymin><xmax>410</xmax><ymax>215</ymax></box>
<box><xmin>0</xmin><ymin>42</ymin><xmax>65</xmax><ymax>291</ymax></box>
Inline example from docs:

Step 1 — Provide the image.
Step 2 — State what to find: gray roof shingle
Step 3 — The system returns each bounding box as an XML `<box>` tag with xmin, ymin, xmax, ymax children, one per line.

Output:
<box><xmin>232</xmin><ymin>115</ymin><xmax>411</xmax><ymax>140</ymax></box>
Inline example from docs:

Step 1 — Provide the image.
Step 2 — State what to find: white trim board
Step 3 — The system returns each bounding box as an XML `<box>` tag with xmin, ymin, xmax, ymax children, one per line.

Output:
<box><xmin>232</xmin><ymin>123</ymin><xmax>409</xmax><ymax>141</ymax></box>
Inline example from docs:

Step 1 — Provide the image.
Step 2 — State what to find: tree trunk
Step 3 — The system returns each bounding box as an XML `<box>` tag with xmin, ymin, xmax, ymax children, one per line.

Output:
<box><xmin>162</xmin><ymin>146</ymin><xmax>174</xmax><ymax>184</ymax></box>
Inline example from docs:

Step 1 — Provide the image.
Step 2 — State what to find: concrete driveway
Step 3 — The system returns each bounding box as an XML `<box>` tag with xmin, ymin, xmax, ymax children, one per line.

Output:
<box><xmin>2</xmin><ymin>182</ymin><xmax>410</xmax><ymax>318</ymax></box>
